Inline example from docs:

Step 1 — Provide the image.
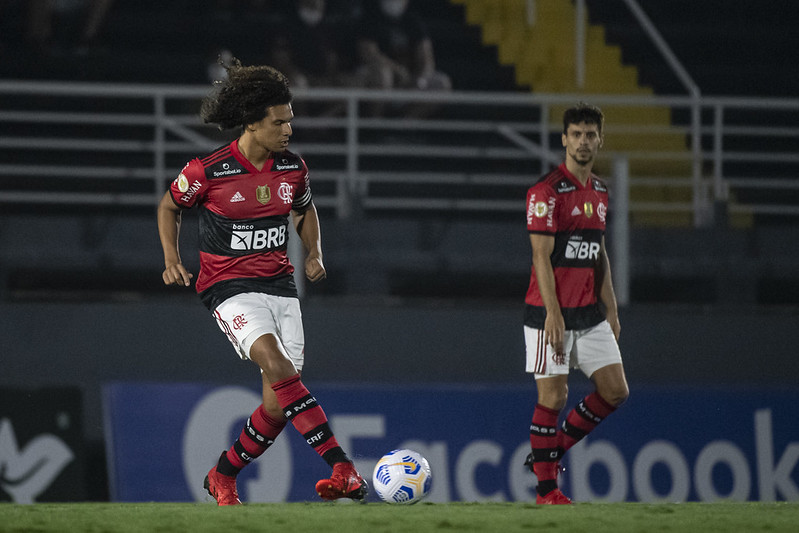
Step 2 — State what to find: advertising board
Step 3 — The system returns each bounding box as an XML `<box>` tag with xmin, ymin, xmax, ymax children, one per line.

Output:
<box><xmin>103</xmin><ymin>382</ymin><xmax>798</xmax><ymax>502</ymax></box>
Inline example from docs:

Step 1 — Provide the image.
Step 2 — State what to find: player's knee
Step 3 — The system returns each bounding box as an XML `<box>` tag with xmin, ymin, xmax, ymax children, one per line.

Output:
<box><xmin>604</xmin><ymin>383</ymin><xmax>629</xmax><ymax>407</ymax></box>
<box><xmin>250</xmin><ymin>337</ymin><xmax>296</xmax><ymax>382</ymax></box>
<box><xmin>538</xmin><ymin>384</ymin><xmax>569</xmax><ymax>411</ymax></box>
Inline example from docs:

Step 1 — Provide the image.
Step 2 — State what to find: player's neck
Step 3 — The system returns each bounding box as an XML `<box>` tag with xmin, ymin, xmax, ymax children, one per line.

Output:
<box><xmin>238</xmin><ymin>135</ymin><xmax>270</xmax><ymax>171</ymax></box>
<box><xmin>565</xmin><ymin>159</ymin><xmax>592</xmax><ymax>185</ymax></box>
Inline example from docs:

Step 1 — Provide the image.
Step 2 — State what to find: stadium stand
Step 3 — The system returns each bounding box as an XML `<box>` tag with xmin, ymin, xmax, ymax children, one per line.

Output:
<box><xmin>0</xmin><ymin>0</ymin><xmax>797</xmax><ymax>304</ymax></box>
<box><xmin>586</xmin><ymin>0</ymin><xmax>799</xmax><ymax>98</ymax></box>
<box><xmin>2</xmin><ymin>1</ymin><xmax>795</xmax><ymax>94</ymax></box>
<box><xmin>0</xmin><ymin>0</ymin><xmax>514</xmax><ymax>89</ymax></box>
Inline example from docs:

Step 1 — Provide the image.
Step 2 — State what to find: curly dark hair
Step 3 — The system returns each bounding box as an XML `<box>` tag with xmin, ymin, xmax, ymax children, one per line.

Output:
<box><xmin>562</xmin><ymin>102</ymin><xmax>604</xmax><ymax>136</ymax></box>
<box><xmin>200</xmin><ymin>58</ymin><xmax>292</xmax><ymax>130</ymax></box>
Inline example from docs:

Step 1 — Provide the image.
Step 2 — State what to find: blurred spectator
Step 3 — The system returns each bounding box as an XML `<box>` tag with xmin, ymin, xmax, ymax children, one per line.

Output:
<box><xmin>25</xmin><ymin>0</ymin><xmax>114</xmax><ymax>55</ymax></box>
<box><xmin>278</xmin><ymin>0</ymin><xmax>360</xmax><ymax>88</ymax></box>
<box><xmin>212</xmin><ymin>0</ymin><xmax>271</xmax><ymax>20</ymax></box>
<box><xmin>357</xmin><ymin>0</ymin><xmax>452</xmax><ymax>116</ymax></box>
<box><xmin>263</xmin><ymin>0</ymin><xmax>364</xmax><ymax>116</ymax></box>
<box><xmin>206</xmin><ymin>0</ymin><xmax>363</xmax><ymax>116</ymax></box>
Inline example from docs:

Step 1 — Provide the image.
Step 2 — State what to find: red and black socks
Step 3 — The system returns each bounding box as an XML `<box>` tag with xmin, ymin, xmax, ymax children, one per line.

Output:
<box><xmin>558</xmin><ymin>392</ymin><xmax>617</xmax><ymax>453</ymax></box>
<box><xmin>530</xmin><ymin>403</ymin><xmax>561</xmax><ymax>496</ymax></box>
<box><xmin>272</xmin><ymin>374</ymin><xmax>349</xmax><ymax>467</ymax></box>
<box><xmin>216</xmin><ymin>404</ymin><xmax>287</xmax><ymax>477</ymax></box>
<box><xmin>530</xmin><ymin>393</ymin><xmax>617</xmax><ymax>496</ymax></box>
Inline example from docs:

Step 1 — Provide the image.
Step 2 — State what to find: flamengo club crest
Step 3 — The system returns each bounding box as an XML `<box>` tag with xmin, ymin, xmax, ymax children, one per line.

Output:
<box><xmin>256</xmin><ymin>185</ymin><xmax>271</xmax><ymax>205</ymax></box>
<box><xmin>278</xmin><ymin>182</ymin><xmax>294</xmax><ymax>204</ymax></box>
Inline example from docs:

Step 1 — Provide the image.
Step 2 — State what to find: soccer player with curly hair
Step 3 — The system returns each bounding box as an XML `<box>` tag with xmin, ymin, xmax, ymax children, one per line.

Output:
<box><xmin>157</xmin><ymin>59</ymin><xmax>367</xmax><ymax>505</ymax></box>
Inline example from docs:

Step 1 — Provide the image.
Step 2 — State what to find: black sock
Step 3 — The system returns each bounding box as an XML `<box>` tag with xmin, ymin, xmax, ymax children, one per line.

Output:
<box><xmin>322</xmin><ymin>447</ymin><xmax>350</xmax><ymax>468</ymax></box>
<box><xmin>216</xmin><ymin>452</ymin><xmax>241</xmax><ymax>477</ymax></box>
<box><xmin>537</xmin><ymin>480</ymin><xmax>557</xmax><ymax>497</ymax></box>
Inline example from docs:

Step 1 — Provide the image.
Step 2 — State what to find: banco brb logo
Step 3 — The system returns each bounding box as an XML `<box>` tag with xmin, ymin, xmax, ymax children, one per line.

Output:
<box><xmin>565</xmin><ymin>237</ymin><xmax>600</xmax><ymax>260</ymax></box>
<box><xmin>230</xmin><ymin>224</ymin><xmax>287</xmax><ymax>251</ymax></box>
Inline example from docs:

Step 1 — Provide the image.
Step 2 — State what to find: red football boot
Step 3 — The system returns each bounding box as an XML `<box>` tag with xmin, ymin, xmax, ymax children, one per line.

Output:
<box><xmin>536</xmin><ymin>488</ymin><xmax>572</xmax><ymax>505</ymax></box>
<box><xmin>204</xmin><ymin>454</ymin><xmax>242</xmax><ymax>506</ymax></box>
<box><xmin>315</xmin><ymin>461</ymin><xmax>368</xmax><ymax>501</ymax></box>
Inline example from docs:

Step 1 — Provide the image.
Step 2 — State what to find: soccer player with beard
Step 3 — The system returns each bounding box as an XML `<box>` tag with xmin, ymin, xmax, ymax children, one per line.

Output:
<box><xmin>523</xmin><ymin>103</ymin><xmax>629</xmax><ymax>504</ymax></box>
<box><xmin>157</xmin><ymin>59</ymin><xmax>366</xmax><ymax>505</ymax></box>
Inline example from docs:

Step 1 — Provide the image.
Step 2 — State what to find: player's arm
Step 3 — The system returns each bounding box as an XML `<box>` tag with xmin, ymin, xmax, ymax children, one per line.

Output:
<box><xmin>157</xmin><ymin>191</ymin><xmax>194</xmax><ymax>287</ymax></box>
<box><xmin>595</xmin><ymin>236</ymin><xmax>620</xmax><ymax>340</ymax></box>
<box><xmin>291</xmin><ymin>202</ymin><xmax>326</xmax><ymax>283</ymax></box>
<box><xmin>530</xmin><ymin>232</ymin><xmax>565</xmax><ymax>353</ymax></box>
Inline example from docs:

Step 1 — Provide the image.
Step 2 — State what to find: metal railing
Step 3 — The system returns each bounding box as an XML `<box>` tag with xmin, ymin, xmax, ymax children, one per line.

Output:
<box><xmin>1</xmin><ymin>80</ymin><xmax>798</xmax><ymax>225</ymax></box>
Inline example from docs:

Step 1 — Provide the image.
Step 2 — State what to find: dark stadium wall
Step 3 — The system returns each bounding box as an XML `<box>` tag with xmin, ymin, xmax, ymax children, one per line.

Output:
<box><xmin>1</xmin><ymin>300</ymin><xmax>797</xmax><ymax>442</ymax></box>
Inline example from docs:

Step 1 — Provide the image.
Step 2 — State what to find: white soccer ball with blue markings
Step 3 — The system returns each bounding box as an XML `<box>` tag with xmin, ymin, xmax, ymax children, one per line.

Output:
<box><xmin>372</xmin><ymin>449</ymin><xmax>432</xmax><ymax>504</ymax></box>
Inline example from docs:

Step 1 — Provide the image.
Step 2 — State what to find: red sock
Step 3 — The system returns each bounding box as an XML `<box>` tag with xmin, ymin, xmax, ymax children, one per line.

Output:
<box><xmin>530</xmin><ymin>404</ymin><xmax>561</xmax><ymax>483</ymax></box>
<box><xmin>272</xmin><ymin>375</ymin><xmax>348</xmax><ymax>466</ymax></box>
<box><xmin>220</xmin><ymin>405</ymin><xmax>287</xmax><ymax>474</ymax></box>
<box><xmin>558</xmin><ymin>392</ymin><xmax>616</xmax><ymax>452</ymax></box>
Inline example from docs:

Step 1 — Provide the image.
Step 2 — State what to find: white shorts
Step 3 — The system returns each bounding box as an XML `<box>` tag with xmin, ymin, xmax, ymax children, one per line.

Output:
<box><xmin>213</xmin><ymin>292</ymin><xmax>305</xmax><ymax>371</ymax></box>
<box><xmin>525</xmin><ymin>320</ymin><xmax>621</xmax><ymax>380</ymax></box>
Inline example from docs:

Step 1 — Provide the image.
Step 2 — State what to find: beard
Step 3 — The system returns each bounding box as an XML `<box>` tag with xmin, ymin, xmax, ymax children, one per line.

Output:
<box><xmin>570</xmin><ymin>150</ymin><xmax>594</xmax><ymax>166</ymax></box>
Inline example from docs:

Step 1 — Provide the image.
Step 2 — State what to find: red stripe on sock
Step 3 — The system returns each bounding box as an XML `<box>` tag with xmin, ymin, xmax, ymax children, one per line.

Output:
<box><xmin>225</xmin><ymin>449</ymin><xmax>248</xmax><ymax>470</ymax></box>
<box><xmin>559</xmin><ymin>392</ymin><xmax>617</xmax><ymax>452</ymax></box>
<box><xmin>226</xmin><ymin>405</ymin><xmax>288</xmax><ymax>469</ymax></box>
<box><xmin>584</xmin><ymin>392</ymin><xmax>617</xmax><ymax>418</ymax></box>
<box><xmin>531</xmin><ymin>404</ymin><xmax>560</xmax><ymax>481</ymax></box>
<box><xmin>253</xmin><ymin>405</ymin><xmax>287</xmax><ymax>436</ymax></box>
<box><xmin>271</xmin><ymin>375</ymin><xmax>342</xmax><ymax>459</ymax></box>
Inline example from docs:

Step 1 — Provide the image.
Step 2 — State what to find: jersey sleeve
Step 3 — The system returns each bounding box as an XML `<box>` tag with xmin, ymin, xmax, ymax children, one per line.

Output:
<box><xmin>291</xmin><ymin>160</ymin><xmax>313</xmax><ymax>212</ymax></box>
<box><xmin>169</xmin><ymin>159</ymin><xmax>207</xmax><ymax>209</ymax></box>
<box><xmin>526</xmin><ymin>183</ymin><xmax>557</xmax><ymax>234</ymax></box>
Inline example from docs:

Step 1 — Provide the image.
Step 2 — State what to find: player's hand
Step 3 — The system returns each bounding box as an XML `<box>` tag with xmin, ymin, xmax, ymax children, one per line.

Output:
<box><xmin>544</xmin><ymin>311</ymin><xmax>566</xmax><ymax>355</ymax></box>
<box><xmin>305</xmin><ymin>255</ymin><xmax>327</xmax><ymax>283</ymax></box>
<box><xmin>162</xmin><ymin>263</ymin><xmax>194</xmax><ymax>287</ymax></box>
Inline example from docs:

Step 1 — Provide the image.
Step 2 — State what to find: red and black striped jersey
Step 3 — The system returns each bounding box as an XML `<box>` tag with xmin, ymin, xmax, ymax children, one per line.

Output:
<box><xmin>168</xmin><ymin>139</ymin><xmax>312</xmax><ymax>310</ymax></box>
<box><xmin>524</xmin><ymin>163</ymin><xmax>608</xmax><ymax>330</ymax></box>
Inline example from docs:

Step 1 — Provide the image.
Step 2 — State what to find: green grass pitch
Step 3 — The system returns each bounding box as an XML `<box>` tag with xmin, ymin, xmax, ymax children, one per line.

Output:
<box><xmin>1</xmin><ymin>502</ymin><xmax>798</xmax><ymax>532</ymax></box>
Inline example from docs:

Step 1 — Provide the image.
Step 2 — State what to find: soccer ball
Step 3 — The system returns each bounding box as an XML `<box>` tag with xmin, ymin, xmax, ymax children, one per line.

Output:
<box><xmin>372</xmin><ymin>449</ymin><xmax>432</xmax><ymax>504</ymax></box>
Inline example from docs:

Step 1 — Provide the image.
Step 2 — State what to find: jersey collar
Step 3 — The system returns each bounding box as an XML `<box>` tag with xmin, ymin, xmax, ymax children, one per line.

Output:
<box><xmin>559</xmin><ymin>162</ymin><xmax>593</xmax><ymax>189</ymax></box>
<box><xmin>231</xmin><ymin>139</ymin><xmax>267</xmax><ymax>174</ymax></box>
